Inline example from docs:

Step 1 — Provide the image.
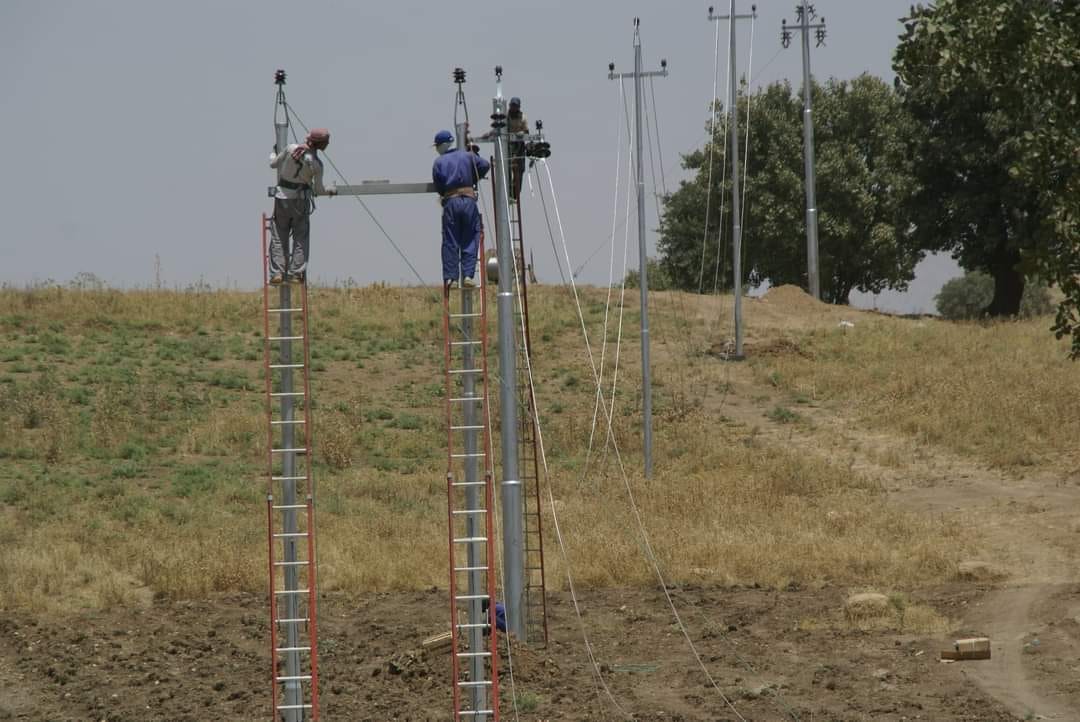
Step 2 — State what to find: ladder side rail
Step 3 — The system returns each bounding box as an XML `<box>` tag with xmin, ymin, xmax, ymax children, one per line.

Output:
<box><xmin>443</xmin><ymin>290</ymin><xmax>465</xmax><ymax>719</ymax></box>
<box><xmin>476</xmin><ymin>232</ymin><xmax>501</xmax><ymax>719</ymax></box>
<box><xmin>266</xmin><ymin>498</ymin><xmax>280</xmax><ymax>717</ymax></box>
<box><xmin>261</xmin><ymin>215</ymin><xmax>282</xmax><ymax>718</ymax></box>
<box><xmin>299</xmin><ymin>280</ymin><xmax>320</xmax><ymax>720</ymax></box>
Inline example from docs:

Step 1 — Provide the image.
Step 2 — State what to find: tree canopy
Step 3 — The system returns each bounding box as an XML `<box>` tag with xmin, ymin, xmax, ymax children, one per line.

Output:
<box><xmin>657</xmin><ymin>75</ymin><xmax>920</xmax><ymax>304</ymax></box>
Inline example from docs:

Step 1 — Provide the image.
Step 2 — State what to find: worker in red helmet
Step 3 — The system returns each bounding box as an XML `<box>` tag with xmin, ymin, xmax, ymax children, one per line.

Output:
<box><xmin>268</xmin><ymin>128</ymin><xmax>337</xmax><ymax>284</ymax></box>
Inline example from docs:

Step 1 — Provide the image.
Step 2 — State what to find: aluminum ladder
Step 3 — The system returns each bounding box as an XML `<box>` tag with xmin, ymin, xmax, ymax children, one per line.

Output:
<box><xmin>261</xmin><ymin>214</ymin><xmax>320</xmax><ymax>722</ymax></box>
<box><xmin>508</xmin><ymin>198</ymin><xmax>550</xmax><ymax>647</ymax></box>
<box><xmin>442</xmin><ymin>231</ymin><xmax>501</xmax><ymax>721</ymax></box>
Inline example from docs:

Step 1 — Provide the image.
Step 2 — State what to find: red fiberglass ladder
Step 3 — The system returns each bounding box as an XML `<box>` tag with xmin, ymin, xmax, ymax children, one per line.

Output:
<box><xmin>261</xmin><ymin>214</ymin><xmax>320</xmax><ymax>721</ymax></box>
<box><xmin>442</xmin><ymin>231</ymin><xmax>501</xmax><ymax>721</ymax></box>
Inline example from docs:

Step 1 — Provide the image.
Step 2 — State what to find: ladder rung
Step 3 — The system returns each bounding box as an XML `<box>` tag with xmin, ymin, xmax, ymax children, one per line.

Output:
<box><xmin>451</xmin><ymin>340</ymin><xmax>483</xmax><ymax>346</ymax></box>
<box><xmin>452</xmin><ymin>481</ymin><xmax>487</xmax><ymax>487</ymax></box>
<box><xmin>273</xmin><ymin>533</ymin><xmax>309</xmax><ymax>539</ymax></box>
<box><xmin>459</xmin><ymin>710</ymin><xmax>496</xmax><ymax>716</ymax></box>
<box><xmin>452</xmin><ymin>509</ymin><xmax>488</xmax><ymax>516</ymax></box>
<box><xmin>453</xmin><ymin>537</ymin><xmax>488</xmax><ymax>544</ymax></box>
<box><xmin>268</xmin><ymin>335</ymin><xmax>304</xmax><ymax>341</ymax></box>
<box><xmin>455</xmin><ymin>594</ymin><xmax>491</xmax><ymax>601</ymax></box>
<box><xmin>451</xmin><ymin>453</ymin><xmax>485</xmax><ymax>459</ymax></box>
<box><xmin>457</xmin><ymin>622</ymin><xmax>491</xmax><ymax>629</ymax></box>
<box><xmin>276</xmin><ymin>675</ymin><xmax>313</xmax><ymax>682</ymax></box>
<box><xmin>270</xmin><ymin>392</ymin><xmax>305</xmax><ymax>397</ymax></box>
<box><xmin>271</xmin><ymin>420</ymin><xmax>307</xmax><ymax>425</ymax></box>
<box><xmin>271</xmin><ymin>475</ymin><xmax>307</xmax><ymax>481</ymax></box>
<box><xmin>449</xmin><ymin>313</ymin><xmax>482</xmax><ymax>318</ymax></box>
<box><xmin>458</xmin><ymin>681</ymin><xmax>493</xmax><ymax>687</ymax></box>
<box><xmin>454</xmin><ymin>565</ymin><xmax>489</xmax><ymax>572</ymax></box>
<box><xmin>273</xmin><ymin>590</ymin><xmax>311</xmax><ymax>597</ymax></box>
<box><xmin>456</xmin><ymin>652</ymin><xmax>492</xmax><ymax>658</ymax></box>
<box><xmin>451</xmin><ymin>425</ymin><xmax>485</xmax><ymax>431</ymax></box>
<box><xmin>272</xmin><ymin>504</ymin><xmax>308</xmax><ymax>510</ymax></box>
<box><xmin>276</xmin><ymin>705</ymin><xmax>314</xmax><ymax>711</ymax></box>
<box><xmin>276</xmin><ymin>618</ymin><xmax>311</xmax><ymax>624</ymax></box>
<box><xmin>276</xmin><ymin>645</ymin><xmax>312</xmax><ymax>652</ymax></box>
<box><xmin>268</xmin><ymin>308</ymin><xmax>304</xmax><ymax>313</ymax></box>
<box><xmin>272</xmin><ymin>448</ymin><xmax>307</xmax><ymax>453</ymax></box>
<box><xmin>269</xmin><ymin>363</ymin><xmax>306</xmax><ymax>369</ymax></box>
<box><xmin>274</xmin><ymin>560</ymin><xmax>310</xmax><ymax>567</ymax></box>
<box><xmin>449</xmin><ymin>369</ymin><xmax>484</xmax><ymax>375</ymax></box>
<box><xmin>450</xmin><ymin>397</ymin><xmax>482</xmax><ymax>403</ymax></box>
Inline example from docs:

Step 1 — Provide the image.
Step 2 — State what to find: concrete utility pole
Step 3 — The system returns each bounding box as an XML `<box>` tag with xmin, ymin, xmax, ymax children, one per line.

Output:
<box><xmin>608</xmin><ymin>19</ymin><xmax>668</xmax><ymax>479</ymax></box>
<box><xmin>782</xmin><ymin>3</ymin><xmax>827</xmax><ymax>300</ymax></box>
<box><xmin>708</xmin><ymin>2</ymin><xmax>755</xmax><ymax>360</ymax></box>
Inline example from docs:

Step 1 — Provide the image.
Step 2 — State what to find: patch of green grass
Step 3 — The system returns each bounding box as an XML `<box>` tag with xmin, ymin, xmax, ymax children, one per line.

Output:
<box><xmin>172</xmin><ymin>464</ymin><xmax>218</xmax><ymax>497</ymax></box>
<box><xmin>766</xmin><ymin>405</ymin><xmax>802</xmax><ymax>424</ymax></box>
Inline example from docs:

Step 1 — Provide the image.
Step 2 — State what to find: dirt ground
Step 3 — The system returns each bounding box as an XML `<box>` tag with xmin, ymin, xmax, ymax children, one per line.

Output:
<box><xmin>4</xmin><ymin>289</ymin><xmax>1080</xmax><ymax>721</ymax></box>
<box><xmin>2</xmin><ymin>583</ymin><xmax>1066</xmax><ymax>722</ymax></box>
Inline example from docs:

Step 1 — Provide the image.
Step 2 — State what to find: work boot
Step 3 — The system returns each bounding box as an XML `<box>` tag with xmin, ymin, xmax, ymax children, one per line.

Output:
<box><xmin>445</xmin><ymin>279</ymin><xmax>456</xmax><ymax>291</ymax></box>
<box><xmin>462</xmin><ymin>276</ymin><xmax>476</xmax><ymax>289</ymax></box>
<box><xmin>287</xmin><ymin>272</ymin><xmax>305</xmax><ymax>285</ymax></box>
<box><xmin>269</xmin><ymin>273</ymin><xmax>284</xmax><ymax>285</ymax></box>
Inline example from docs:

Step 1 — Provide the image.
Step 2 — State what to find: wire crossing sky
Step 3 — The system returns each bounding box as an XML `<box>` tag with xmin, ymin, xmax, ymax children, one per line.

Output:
<box><xmin>1</xmin><ymin>0</ymin><xmax>956</xmax><ymax>312</ymax></box>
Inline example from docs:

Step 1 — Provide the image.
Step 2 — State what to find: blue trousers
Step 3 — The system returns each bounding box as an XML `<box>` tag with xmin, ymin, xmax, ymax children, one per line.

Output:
<box><xmin>441</xmin><ymin>196</ymin><xmax>482</xmax><ymax>282</ymax></box>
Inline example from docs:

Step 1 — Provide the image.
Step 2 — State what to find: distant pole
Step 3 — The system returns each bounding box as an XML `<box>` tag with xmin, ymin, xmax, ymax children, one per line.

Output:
<box><xmin>608</xmin><ymin>19</ymin><xmax>668</xmax><ymax>479</ymax></box>
<box><xmin>782</xmin><ymin>3</ymin><xmax>827</xmax><ymax>300</ymax></box>
<box><xmin>491</xmin><ymin>70</ymin><xmax>526</xmax><ymax>642</ymax></box>
<box><xmin>709</xmin><ymin>3</ymin><xmax>755</xmax><ymax>359</ymax></box>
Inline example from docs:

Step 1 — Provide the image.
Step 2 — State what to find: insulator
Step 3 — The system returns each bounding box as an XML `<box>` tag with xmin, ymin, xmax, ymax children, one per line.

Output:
<box><xmin>490</xmin><ymin>112</ymin><xmax>506</xmax><ymax>130</ymax></box>
<box><xmin>453</xmin><ymin>67</ymin><xmax>466</xmax><ymax>84</ymax></box>
<box><xmin>495</xmin><ymin>65</ymin><xmax>503</xmax><ymax>79</ymax></box>
<box><xmin>535</xmin><ymin>119</ymin><xmax>543</xmax><ymax>132</ymax></box>
<box><xmin>274</xmin><ymin>69</ymin><xmax>287</xmax><ymax>85</ymax></box>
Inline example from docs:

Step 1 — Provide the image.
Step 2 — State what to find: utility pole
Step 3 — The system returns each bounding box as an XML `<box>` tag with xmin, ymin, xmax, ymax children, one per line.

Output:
<box><xmin>608</xmin><ymin>19</ymin><xmax>667</xmax><ymax>478</ymax></box>
<box><xmin>782</xmin><ymin>3</ymin><xmax>827</xmax><ymax>300</ymax></box>
<box><xmin>708</xmin><ymin>3</ymin><xmax>755</xmax><ymax>360</ymax></box>
<box><xmin>489</xmin><ymin>66</ymin><xmax>527</xmax><ymax>642</ymax></box>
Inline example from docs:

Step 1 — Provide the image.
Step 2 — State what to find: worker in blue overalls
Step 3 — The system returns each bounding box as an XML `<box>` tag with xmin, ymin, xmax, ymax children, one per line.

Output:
<box><xmin>432</xmin><ymin>130</ymin><xmax>490</xmax><ymax>290</ymax></box>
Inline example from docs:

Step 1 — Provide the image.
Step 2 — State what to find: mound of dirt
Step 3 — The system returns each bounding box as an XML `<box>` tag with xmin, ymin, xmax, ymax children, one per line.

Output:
<box><xmin>760</xmin><ymin>284</ymin><xmax>826</xmax><ymax>313</ymax></box>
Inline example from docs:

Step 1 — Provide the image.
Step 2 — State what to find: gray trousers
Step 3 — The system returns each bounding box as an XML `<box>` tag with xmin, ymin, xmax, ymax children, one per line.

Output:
<box><xmin>269</xmin><ymin>197</ymin><xmax>311</xmax><ymax>275</ymax></box>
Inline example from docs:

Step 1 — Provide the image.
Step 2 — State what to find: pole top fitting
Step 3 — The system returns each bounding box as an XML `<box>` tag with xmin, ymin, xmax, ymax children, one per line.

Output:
<box><xmin>608</xmin><ymin>61</ymin><xmax>615</xmax><ymax>72</ymax></box>
<box><xmin>634</xmin><ymin>17</ymin><xmax>639</xmax><ymax>27</ymax></box>
<box><xmin>495</xmin><ymin>65</ymin><xmax>503</xmax><ymax>80</ymax></box>
<box><xmin>453</xmin><ymin>67</ymin><xmax>466</xmax><ymax>85</ymax></box>
<box><xmin>274</xmin><ymin>69</ymin><xmax>286</xmax><ymax>86</ymax></box>
<box><xmin>751</xmin><ymin>4</ymin><xmax>757</xmax><ymax>12</ymax></box>
<box><xmin>661</xmin><ymin>58</ymin><xmax>668</xmax><ymax>69</ymax></box>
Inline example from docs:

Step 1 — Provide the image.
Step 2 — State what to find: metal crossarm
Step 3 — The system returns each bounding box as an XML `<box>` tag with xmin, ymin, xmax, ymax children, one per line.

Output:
<box><xmin>261</xmin><ymin>213</ymin><xmax>320</xmax><ymax>721</ymax></box>
<box><xmin>442</xmin><ymin>230</ymin><xmax>501</xmax><ymax>722</ymax></box>
<box><xmin>508</xmin><ymin>199</ymin><xmax>550</xmax><ymax>647</ymax></box>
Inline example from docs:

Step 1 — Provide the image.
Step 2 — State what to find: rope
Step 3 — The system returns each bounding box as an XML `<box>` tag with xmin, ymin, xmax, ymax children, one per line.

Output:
<box><xmin>539</xmin><ymin>158</ymin><xmax>749</xmax><ymax>722</ymax></box>
<box><xmin>697</xmin><ymin>19</ymin><xmax>722</xmax><ymax>294</ymax></box>
<box><xmin>649</xmin><ymin>76</ymin><xmax>669</xmax><ymax>199</ymax></box>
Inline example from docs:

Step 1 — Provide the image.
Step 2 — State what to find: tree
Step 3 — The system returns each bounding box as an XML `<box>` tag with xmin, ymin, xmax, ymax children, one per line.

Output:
<box><xmin>893</xmin><ymin>0</ymin><xmax>1079</xmax><ymax>324</ymax></box>
<box><xmin>935</xmin><ymin>271</ymin><xmax>1052</xmax><ymax>320</ymax></box>
<box><xmin>657</xmin><ymin>75</ymin><xmax>921</xmax><ymax>304</ymax></box>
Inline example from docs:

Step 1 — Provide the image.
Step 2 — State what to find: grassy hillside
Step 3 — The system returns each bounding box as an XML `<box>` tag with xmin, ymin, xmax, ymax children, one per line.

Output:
<box><xmin>0</xmin><ymin>283</ymin><xmax>1065</xmax><ymax>614</ymax></box>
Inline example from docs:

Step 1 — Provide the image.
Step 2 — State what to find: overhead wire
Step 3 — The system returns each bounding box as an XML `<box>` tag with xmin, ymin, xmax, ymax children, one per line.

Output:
<box><xmin>697</xmin><ymin>17</ymin><xmax>722</xmax><ymax>294</ymax></box>
<box><xmin>538</xmin><ymin>157</ymin><xmax>750</xmax><ymax>722</ymax></box>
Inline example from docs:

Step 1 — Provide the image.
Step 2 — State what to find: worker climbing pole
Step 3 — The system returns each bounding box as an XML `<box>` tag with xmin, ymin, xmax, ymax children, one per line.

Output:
<box><xmin>262</xmin><ymin>69</ymin><xmax>320</xmax><ymax>722</ymax></box>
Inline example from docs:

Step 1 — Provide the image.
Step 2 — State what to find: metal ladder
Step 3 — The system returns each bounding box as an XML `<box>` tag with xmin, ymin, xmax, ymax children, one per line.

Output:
<box><xmin>261</xmin><ymin>214</ymin><xmax>320</xmax><ymax>722</ymax></box>
<box><xmin>443</xmin><ymin>231</ymin><xmax>501</xmax><ymax>722</ymax></box>
<box><xmin>508</xmin><ymin>199</ymin><xmax>550</xmax><ymax>647</ymax></box>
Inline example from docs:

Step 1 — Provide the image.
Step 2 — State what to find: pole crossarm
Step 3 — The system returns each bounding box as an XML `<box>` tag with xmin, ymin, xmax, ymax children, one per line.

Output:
<box><xmin>333</xmin><ymin>181</ymin><xmax>436</xmax><ymax>196</ymax></box>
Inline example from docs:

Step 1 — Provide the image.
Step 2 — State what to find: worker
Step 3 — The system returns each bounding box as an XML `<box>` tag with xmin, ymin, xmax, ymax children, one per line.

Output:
<box><xmin>268</xmin><ymin>128</ymin><xmax>337</xmax><ymax>284</ymax></box>
<box><xmin>506</xmin><ymin>97</ymin><xmax>528</xmax><ymax>202</ymax></box>
<box><xmin>432</xmin><ymin>129</ymin><xmax>490</xmax><ymax>290</ymax></box>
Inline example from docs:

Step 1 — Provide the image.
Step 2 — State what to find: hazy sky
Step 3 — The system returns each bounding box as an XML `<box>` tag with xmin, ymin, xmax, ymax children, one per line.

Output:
<box><xmin>1</xmin><ymin>0</ymin><xmax>958</xmax><ymax>312</ymax></box>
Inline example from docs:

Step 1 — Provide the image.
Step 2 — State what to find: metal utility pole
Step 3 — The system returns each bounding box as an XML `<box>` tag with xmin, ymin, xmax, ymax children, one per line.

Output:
<box><xmin>608</xmin><ymin>19</ymin><xmax>667</xmax><ymax>479</ymax></box>
<box><xmin>271</xmin><ymin>70</ymin><xmax>304</xmax><ymax>722</ymax></box>
<box><xmin>490</xmin><ymin>67</ymin><xmax>526</xmax><ymax>641</ymax></box>
<box><xmin>708</xmin><ymin>3</ymin><xmax>755</xmax><ymax>360</ymax></box>
<box><xmin>782</xmin><ymin>3</ymin><xmax>827</xmax><ymax>300</ymax></box>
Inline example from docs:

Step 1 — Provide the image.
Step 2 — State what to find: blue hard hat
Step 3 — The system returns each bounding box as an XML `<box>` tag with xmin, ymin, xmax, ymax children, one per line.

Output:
<box><xmin>434</xmin><ymin>130</ymin><xmax>454</xmax><ymax>145</ymax></box>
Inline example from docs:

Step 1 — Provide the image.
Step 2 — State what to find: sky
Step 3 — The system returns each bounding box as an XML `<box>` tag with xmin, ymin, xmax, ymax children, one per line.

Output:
<box><xmin>1</xmin><ymin>0</ymin><xmax>958</xmax><ymax>313</ymax></box>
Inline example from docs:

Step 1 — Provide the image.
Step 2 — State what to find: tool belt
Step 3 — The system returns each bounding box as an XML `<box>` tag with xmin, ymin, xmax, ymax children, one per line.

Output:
<box><xmin>278</xmin><ymin>178</ymin><xmax>311</xmax><ymax>191</ymax></box>
<box><xmin>441</xmin><ymin>186</ymin><xmax>477</xmax><ymax>205</ymax></box>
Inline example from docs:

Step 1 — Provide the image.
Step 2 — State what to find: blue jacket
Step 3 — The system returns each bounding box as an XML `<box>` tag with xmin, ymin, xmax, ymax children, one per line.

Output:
<box><xmin>433</xmin><ymin>149</ymin><xmax>490</xmax><ymax>195</ymax></box>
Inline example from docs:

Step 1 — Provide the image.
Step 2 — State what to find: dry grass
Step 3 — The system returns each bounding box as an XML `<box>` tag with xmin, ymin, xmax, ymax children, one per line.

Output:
<box><xmin>0</xmin><ymin>284</ymin><xmax>1004</xmax><ymax>613</ymax></box>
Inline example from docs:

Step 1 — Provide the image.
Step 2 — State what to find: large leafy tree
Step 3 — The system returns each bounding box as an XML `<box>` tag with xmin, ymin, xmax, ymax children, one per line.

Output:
<box><xmin>893</xmin><ymin>0</ymin><xmax>1079</xmax><ymax>321</ymax></box>
<box><xmin>658</xmin><ymin>75</ymin><xmax>921</xmax><ymax>304</ymax></box>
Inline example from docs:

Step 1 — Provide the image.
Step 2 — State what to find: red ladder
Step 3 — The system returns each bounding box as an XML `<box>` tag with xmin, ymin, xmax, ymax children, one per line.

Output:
<box><xmin>261</xmin><ymin>214</ymin><xmax>320</xmax><ymax>721</ymax></box>
<box><xmin>443</xmin><ymin>231</ymin><xmax>501</xmax><ymax>721</ymax></box>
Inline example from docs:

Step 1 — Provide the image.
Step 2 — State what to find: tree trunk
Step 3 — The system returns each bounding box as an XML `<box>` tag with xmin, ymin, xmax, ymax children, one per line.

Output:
<box><xmin>985</xmin><ymin>248</ymin><xmax>1025</xmax><ymax>317</ymax></box>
